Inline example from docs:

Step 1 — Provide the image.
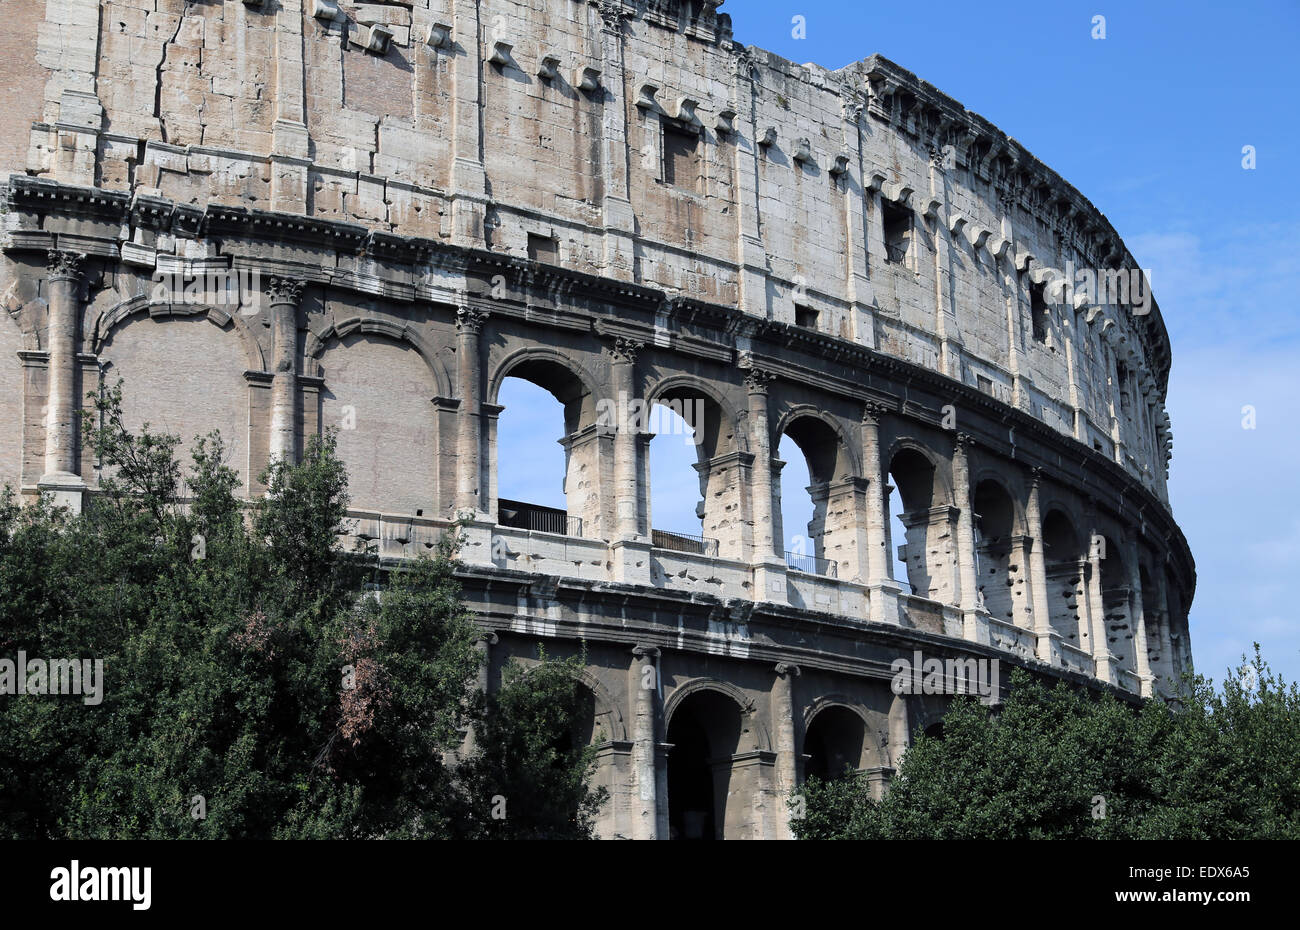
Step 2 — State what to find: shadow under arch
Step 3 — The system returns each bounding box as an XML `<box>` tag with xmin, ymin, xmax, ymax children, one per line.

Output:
<box><xmin>972</xmin><ymin>476</ymin><xmax>1021</xmax><ymax>625</ymax></box>
<box><xmin>663</xmin><ymin>678</ymin><xmax>767</xmax><ymax>840</ymax></box>
<box><xmin>801</xmin><ymin>695</ymin><xmax>882</xmax><ymax>782</ymax></box>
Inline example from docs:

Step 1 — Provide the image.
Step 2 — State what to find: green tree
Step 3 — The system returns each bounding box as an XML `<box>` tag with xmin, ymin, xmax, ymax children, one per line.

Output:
<box><xmin>0</xmin><ymin>383</ymin><xmax>605</xmax><ymax>839</ymax></box>
<box><xmin>793</xmin><ymin>658</ymin><xmax>1300</xmax><ymax>840</ymax></box>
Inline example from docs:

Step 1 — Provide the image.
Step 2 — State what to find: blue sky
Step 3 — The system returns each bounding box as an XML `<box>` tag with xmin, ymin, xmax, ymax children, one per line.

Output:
<box><xmin>498</xmin><ymin>0</ymin><xmax>1300</xmax><ymax>687</ymax></box>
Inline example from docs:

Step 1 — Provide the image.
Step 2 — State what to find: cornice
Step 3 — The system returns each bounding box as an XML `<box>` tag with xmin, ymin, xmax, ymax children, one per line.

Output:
<box><xmin>0</xmin><ymin>178</ymin><xmax>1192</xmax><ymax>592</ymax></box>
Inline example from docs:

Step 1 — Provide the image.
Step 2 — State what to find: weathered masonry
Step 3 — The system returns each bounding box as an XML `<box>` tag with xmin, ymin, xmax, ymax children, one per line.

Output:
<box><xmin>0</xmin><ymin>0</ymin><xmax>1194</xmax><ymax>839</ymax></box>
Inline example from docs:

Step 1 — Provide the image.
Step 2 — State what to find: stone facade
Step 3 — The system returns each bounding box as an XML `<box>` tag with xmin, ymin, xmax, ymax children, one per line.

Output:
<box><xmin>0</xmin><ymin>0</ymin><xmax>1194</xmax><ymax>839</ymax></box>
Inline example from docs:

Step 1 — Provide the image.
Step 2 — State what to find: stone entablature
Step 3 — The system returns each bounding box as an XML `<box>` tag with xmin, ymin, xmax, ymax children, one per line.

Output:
<box><xmin>0</xmin><ymin>176</ymin><xmax>1195</xmax><ymax>708</ymax></box>
<box><xmin>5</xmin><ymin>0</ymin><xmax>1173</xmax><ymax>500</ymax></box>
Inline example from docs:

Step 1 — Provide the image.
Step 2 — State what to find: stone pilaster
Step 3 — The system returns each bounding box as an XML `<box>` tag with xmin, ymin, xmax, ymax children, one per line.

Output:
<box><xmin>861</xmin><ymin>402</ymin><xmax>899</xmax><ymax>624</ymax></box>
<box><xmin>744</xmin><ymin>364</ymin><xmax>787</xmax><ymax>601</ymax></box>
<box><xmin>455</xmin><ymin>306</ymin><xmax>488</xmax><ymax>516</ymax></box>
<box><xmin>609</xmin><ymin>338</ymin><xmax>649</xmax><ymax>583</ymax></box>
<box><xmin>1024</xmin><ymin>467</ymin><xmax>1055</xmax><ymax>663</ymax></box>
<box><xmin>630</xmin><ymin>644</ymin><xmax>661</xmax><ymax>840</ymax></box>
<box><xmin>595</xmin><ymin>3</ymin><xmax>635</xmax><ymax>279</ymax></box>
<box><xmin>449</xmin><ymin>0</ymin><xmax>489</xmax><ymax>245</ymax></box>
<box><xmin>1085</xmin><ymin>518</ymin><xmax>1113</xmax><ymax>683</ymax></box>
<box><xmin>40</xmin><ymin>250</ymin><xmax>86</xmax><ymax>510</ymax></box>
<box><xmin>952</xmin><ymin>432</ymin><xmax>983</xmax><ymax>644</ymax></box>
<box><xmin>267</xmin><ymin>276</ymin><xmax>304</xmax><ymax>468</ymax></box>
<box><xmin>772</xmin><ymin>661</ymin><xmax>800</xmax><ymax>840</ymax></box>
<box><xmin>1126</xmin><ymin>537</ymin><xmax>1154</xmax><ymax>696</ymax></box>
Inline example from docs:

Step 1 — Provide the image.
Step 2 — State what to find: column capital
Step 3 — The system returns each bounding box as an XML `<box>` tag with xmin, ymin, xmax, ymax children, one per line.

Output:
<box><xmin>475</xmin><ymin>632</ymin><xmax>500</xmax><ymax>648</ymax></box>
<box><xmin>46</xmin><ymin>250</ymin><xmax>85</xmax><ymax>282</ymax></box>
<box><xmin>742</xmin><ymin>364</ymin><xmax>776</xmax><ymax>394</ymax></box>
<box><xmin>267</xmin><ymin>275</ymin><xmax>305</xmax><ymax>306</ymax></box>
<box><xmin>774</xmin><ymin>662</ymin><xmax>801</xmax><ymax>678</ymax></box>
<box><xmin>954</xmin><ymin>431</ymin><xmax>977</xmax><ymax>453</ymax></box>
<box><xmin>1023</xmin><ymin>463</ymin><xmax>1045</xmax><ymax>488</ymax></box>
<box><xmin>456</xmin><ymin>305</ymin><xmax>489</xmax><ymax>334</ymax></box>
<box><xmin>607</xmin><ymin>336</ymin><xmax>643</xmax><ymax>364</ymax></box>
<box><xmin>631</xmin><ymin>644</ymin><xmax>660</xmax><ymax>660</ymax></box>
<box><xmin>861</xmin><ymin>400</ymin><xmax>891</xmax><ymax>425</ymax></box>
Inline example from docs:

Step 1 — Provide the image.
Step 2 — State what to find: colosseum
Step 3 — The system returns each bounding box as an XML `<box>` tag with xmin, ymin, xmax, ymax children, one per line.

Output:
<box><xmin>0</xmin><ymin>0</ymin><xmax>1194</xmax><ymax>839</ymax></box>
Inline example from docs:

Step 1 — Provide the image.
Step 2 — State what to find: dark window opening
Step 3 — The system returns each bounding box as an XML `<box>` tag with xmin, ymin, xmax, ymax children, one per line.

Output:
<box><xmin>663</xmin><ymin>124</ymin><xmax>700</xmax><ymax>190</ymax></box>
<box><xmin>527</xmin><ymin>233</ymin><xmax>559</xmax><ymax>264</ymax></box>
<box><xmin>794</xmin><ymin>304</ymin><xmax>818</xmax><ymax>329</ymax></box>
<box><xmin>1117</xmin><ymin>361</ymin><xmax>1131</xmax><ymax>410</ymax></box>
<box><xmin>1029</xmin><ymin>282</ymin><xmax>1049</xmax><ymax>343</ymax></box>
<box><xmin>882</xmin><ymin>201</ymin><xmax>911</xmax><ymax>265</ymax></box>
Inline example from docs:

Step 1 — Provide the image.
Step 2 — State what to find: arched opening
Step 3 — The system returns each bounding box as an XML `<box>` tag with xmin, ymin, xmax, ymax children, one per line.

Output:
<box><xmin>973</xmin><ymin>480</ymin><xmax>1020</xmax><ymax>625</ymax></box>
<box><xmin>647</xmin><ymin>399</ymin><xmax>705</xmax><ymax>551</ymax></box>
<box><xmin>1042</xmin><ymin>509</ymin><xmax>1087</xmax><ymax>647</ymax></box>
<box><xmin>803</xmin><ymin>706</ymin><xmax>866</xmax><ymax>782</ymax></box>
<box><xmin>647</xmin><ymin>386</ymin><xmax>738</xmax><ymax>559</ymax></box>
<box><xmin>776</xmin><ymin>415</ymin><xmax>849</xmax><ymax>577</ymax></box>
<box><xmin>887</xmin><ymin>447</ymin><xmax>955</xmax><ymax>602</ymax></box>
<box><xmin>493</xmin><ymin>358</ymin><xmax>595</xmax><ymax>537</ymax></box>
<box><xmin>666</xmin><ymin>689</ymin><xmax>743</xmax><ymax>840</ymax></box>
<box><xmin>1099</xmin><ymin>536</ymin><xmax>1135</xmax><ymax>671</ymax></box>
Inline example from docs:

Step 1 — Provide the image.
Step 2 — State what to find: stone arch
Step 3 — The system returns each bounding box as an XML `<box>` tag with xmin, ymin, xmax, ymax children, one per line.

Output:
<box><xmin>885</xmin><ymin>440</ymin><xmax>957</xmax><ymax>602</ymax></box>
<box><xmin>774</xmin><ymin>408</ymin><xmax>861</xmax><ymax>572</ymax></box>
<box><xmin>772</xmin><ymin>406</ymin><xmax>860</xmax><ymax>480</ymax></box>
<box><xmin>972</xmin><ymin>477</ymin><xmax>1022</xmax><ymax>625</ymax></box>
<box><xmin>305</xmin><ymin>315</ymin><xmax>451</xmax><ymax>397</ymax></box>
<box><xmin>575</xmin><ymin>668</ymin><xmax>626</xmax><ymax>744</ymax></box>
<box><xmin>510</xmin><ymin>662</ymin><xmax>627</xmax><ymax>745</ymax></box>
<box><xmin>487</xmin><ymin>345</ymin><xmax>599</xmax><ymax>412</ymax></box>
<box><xmin>664</xmin><ymin>678</ymin><xmax>767</xmax><ymax>840</ymax></box>
<box><xmin>644</xmin><ymin>374</ymin><xmax>746</xmax><ymax>557</ymax></box>
<box><xmin>801</xmin><ymin>696</ymin><xmax>881</xmax><ymax>781</ymax></box>
<box><xmin>1041</xmin><ymin>507</ymin><xmax>1089</xmax><ymax>648</ymax></box>
<box><xmin>1099</xmin><ymin>533</ymin><xmax>1136</xmax><ymax>672</ymax></box>
<box><xmin>644</xmin><ymin>373</ymin><xmax>746</xmax><ymax>456</ymax></box>
<box><xmin>92</xmin><ymin>294</ymin><xmax>266</xmax><ymax>372</ymax></box>
<box><xmin>488</xmin><ymin>346</ymin><xmax>602</xmax><ymax>538</ymax></box>
<box><xmin>3</xmin><ymin>293</ymin><xmax>45</xmax><ymax>350</ymax></box>
<box><xmin>663</xmin><ymin>677</ymin><xmax>770</xmax><ymax>749</ymax></box>
<box><xmin>97</xmin><ymin>307</ymin><xmax>253</xmax><ymax>494</ymax></box>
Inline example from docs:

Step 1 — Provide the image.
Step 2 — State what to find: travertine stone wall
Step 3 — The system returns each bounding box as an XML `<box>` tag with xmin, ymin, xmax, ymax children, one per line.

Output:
<box><xmin>4</xmin><ymin>0</ymin><xmax>1174</xmax><ymax>501</ymax></box>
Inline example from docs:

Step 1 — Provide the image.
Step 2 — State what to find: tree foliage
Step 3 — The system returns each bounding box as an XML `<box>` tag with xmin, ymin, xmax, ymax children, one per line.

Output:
<box><xmin>794</xmin><ymin>659</ymin><xmax>1300</xmax><ymax>840</ymax></box>
<box><xmin>0</xmin><ymin>383</ymin><xmax>604</xmax><ymax>838</ymax></box>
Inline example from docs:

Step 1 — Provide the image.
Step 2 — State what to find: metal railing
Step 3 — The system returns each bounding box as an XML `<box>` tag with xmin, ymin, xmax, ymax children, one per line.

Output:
<box><xmin>651</xmin><ymin>528</ymin><xmax>719</xmax><ymax>557</ymax></box>
<box><xmin>497</xmin><ymin>499</ymin><xmax>583</xmax><ymax>537</ymax></box>
<box><xmin>785</xmin><ymin>549</ymin><xmax>838</xmax><ymax>578</ymax></box>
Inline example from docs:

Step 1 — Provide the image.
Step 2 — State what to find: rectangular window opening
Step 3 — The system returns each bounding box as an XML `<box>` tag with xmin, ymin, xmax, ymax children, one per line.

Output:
<box><xmin>1029</xmin><ymin>282</ymin><xmax>1049</xmax><ymax>343</ymax></box>
<box><xmin>662</xmin><ymin>123</ymin><xmax>700</xmax><ymax>191</ymax></box>
<box><xmin>527</xmin><ymin>233</ymin><xmax>559</xmax><ymax>264</ymax></box>
<box><xmin>881</xmin><ymin>201</ymin><xmax>911</xmax><ymax>265</ymax></box>
<box><xmin>795</xmin><ymin>304</ymin><xmax>818</xmax><ymax>329</ymax></box>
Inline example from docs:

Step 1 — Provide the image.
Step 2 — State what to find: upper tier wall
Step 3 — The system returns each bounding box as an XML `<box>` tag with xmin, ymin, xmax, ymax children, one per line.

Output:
<box><xmin>4</xmin><ymin>0</ymin><xmax>1175</xmax><ymax>506</ymax></box>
